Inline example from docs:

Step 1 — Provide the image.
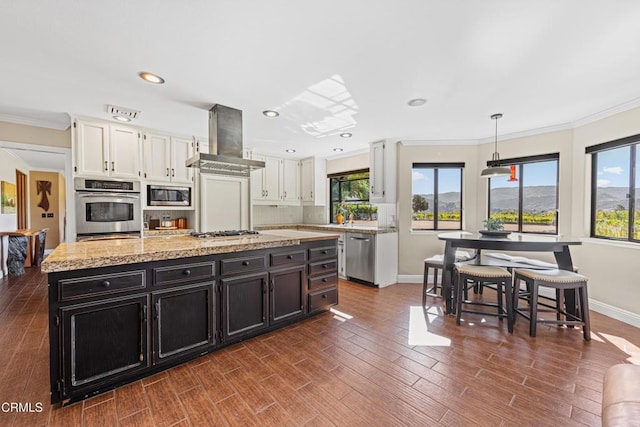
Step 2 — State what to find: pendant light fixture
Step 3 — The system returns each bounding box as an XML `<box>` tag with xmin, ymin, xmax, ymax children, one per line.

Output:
<box><xmin>480</xmin><ymin>113</ymin><xmax>511</xmax><ymax>178</ymax></box>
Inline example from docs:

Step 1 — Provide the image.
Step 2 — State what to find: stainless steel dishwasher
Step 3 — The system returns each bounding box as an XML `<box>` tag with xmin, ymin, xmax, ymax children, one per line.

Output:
<box><xmin>346</xmin><ymin>232</ymin><xmax>375</xmax><ymax>284</ymax></box>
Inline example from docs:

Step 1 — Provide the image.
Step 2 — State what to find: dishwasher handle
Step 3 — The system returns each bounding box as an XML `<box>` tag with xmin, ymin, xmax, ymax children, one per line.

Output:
<box><xmin>349</xmin><ymin>236</ymin><xmax>370</xmax><ymax>241</ymax></box>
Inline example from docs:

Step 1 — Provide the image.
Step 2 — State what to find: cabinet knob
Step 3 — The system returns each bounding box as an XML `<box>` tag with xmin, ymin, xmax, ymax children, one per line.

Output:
<box><xmin>322</xmin><ymin>278</ymin><xmax>328</xmax><ymax>283</ymax></box>
<box><xmin>287</xmin><ymin>255</ymin><xmax>293</xmax><ymax>259</ymax></box>
<box><xmin>242</xmin><ymin>260</ymin><xmax>250</xmax><ymax>266</ymax></box>
<box><xmin>322</xmin><ymin>294</ymin><xmax>328</xmax><ymax>299</ymax></box>
<box><xmin>321</xmin><ymin>250</ymin><xmax>327</xmax><ymax>255</ymax></box>
<box><xmin>100</xmin><ymin>280</ymin><xmax>111</xmax><ymax>287</ymax></box>
<box><xmin>183</xmin><ymin>269</ymin><xmax>191</xmax><ymax>276</ymax></box>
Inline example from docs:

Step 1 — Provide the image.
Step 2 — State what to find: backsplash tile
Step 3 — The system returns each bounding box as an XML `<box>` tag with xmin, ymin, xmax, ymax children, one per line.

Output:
<box><xmin>253</xmin><ymin>206</ymin><xmax>303</xmax><ymax>226</ymax></box>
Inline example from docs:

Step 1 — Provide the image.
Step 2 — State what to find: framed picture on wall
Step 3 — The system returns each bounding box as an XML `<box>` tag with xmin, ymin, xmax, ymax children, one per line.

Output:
<box><xmin>1</xmin><ymin>181</ymin><xmax>17</xmax><ymax>214</ymax></box>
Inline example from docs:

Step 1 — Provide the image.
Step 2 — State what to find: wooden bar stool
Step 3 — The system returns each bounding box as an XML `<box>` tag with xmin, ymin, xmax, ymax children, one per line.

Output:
<box><xmin>512</xmin><ymin>268</ymin><xmax>591</xmax><ymax>340</ymax></box>
<box><xmin>455</xmin><ymin>264</ymin><xmax>514</xmax><ymax>332</ymax></box>
<box><xmin>422</xmin><ymin>256</ymin><xmax>444</xmax><ymax>305</ymax></box>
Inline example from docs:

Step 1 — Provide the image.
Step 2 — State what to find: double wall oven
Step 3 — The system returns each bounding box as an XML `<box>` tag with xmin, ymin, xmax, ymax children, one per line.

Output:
<box><xmin>75</xmin><ymin>178</ymin><xmax>141</xmax><ymax>240</ymax></box>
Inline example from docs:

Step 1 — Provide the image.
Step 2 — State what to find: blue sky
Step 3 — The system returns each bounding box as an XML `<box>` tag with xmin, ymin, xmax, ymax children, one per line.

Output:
<box><xmin>596</xmin><ymin>146</ymin><xmax>630</xmax><ymax>188</ymax></box>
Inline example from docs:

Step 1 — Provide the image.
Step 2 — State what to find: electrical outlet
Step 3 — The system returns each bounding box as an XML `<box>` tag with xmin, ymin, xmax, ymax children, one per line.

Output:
<box><xmin>41</xmin><ymin>213</ymin><xmax>46</xmax><ymax>218</ymax></box>
<box><xmin>47</xmin><ymin>213</ymin><xmax>54</xmax><ymax>218</ymax></box>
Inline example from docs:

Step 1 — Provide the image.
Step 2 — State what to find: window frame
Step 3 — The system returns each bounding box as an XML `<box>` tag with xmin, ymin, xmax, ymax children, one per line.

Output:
<box><xmin>328</xmin><ymin>168</ymin><xmax>370</xmax><ymax>223</ymax></box>
<box><xmin>587</xmin><ymin>133</ymin><xmax>639</xmax><ymax>242</ymax></box>
<box><xmin>411</xmin><ymin>162</ymin><xmax>464</xmax><ymax>231</ymax></box>
<box><xmin>487</xmin><ymin>153</ymin><xmax>560</xmax><ymax>235</ymax></box>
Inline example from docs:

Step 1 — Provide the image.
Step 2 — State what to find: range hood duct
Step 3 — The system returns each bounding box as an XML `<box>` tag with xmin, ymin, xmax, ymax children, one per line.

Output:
<box><xmin>186</xmin><ymin>104</ymin><xmax>265</xmax><ymax>177</ymax></box>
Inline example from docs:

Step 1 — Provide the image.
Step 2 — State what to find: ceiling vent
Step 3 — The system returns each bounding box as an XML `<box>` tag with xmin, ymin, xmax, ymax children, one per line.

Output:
<box><xmin>106</xmin><ymin>105</ymin><xmax>141</xmax><ymax>120</ymax></box>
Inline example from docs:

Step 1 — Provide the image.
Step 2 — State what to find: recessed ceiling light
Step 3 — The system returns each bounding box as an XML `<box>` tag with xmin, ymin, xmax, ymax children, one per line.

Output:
<box><xmin>339</xmin><ymin>132</ymin><xmax>352</xmax><ymax>138</ymax></box>
<box><xmin>285</xmin><ymin>149</ymin><xmax>296</xmax><ymax>153</ymax></box>
<box><xmin>407</xmin><ymin>98</ymin><xmax>427</xmax><ymax>107</ymax></box>
<box><xmin>333</xmin><ymin>148</ymin><xmax>344</xmax><ymax>152</ymax></box>
<box><xmin>263</xmin><ymin>110</ymin><xmax>279</xmax><ymax>117</ymax></box>
<box><xmin>113</xmin><ymin>115</ymin><xmax>131</xmax><ymax>122</ymax></box>
<box><xmin>138</xmin><ymin>72</ymin><xmax>165</xmax><ymax>84</ymax></box>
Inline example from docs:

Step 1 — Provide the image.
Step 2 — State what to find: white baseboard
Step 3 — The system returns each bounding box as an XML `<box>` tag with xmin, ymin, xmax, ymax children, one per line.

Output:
<box><xmin>589</xmin><ymin>299</ymin><xmax>640</xmax><ymax>328</ymax></box>
<box><xmin>396</xmin><ymin>275</ymin><xmax>640</xmax><ymax>328</ymax></box>
<box><xmin>397</xmin><ymin>274</ymin><xmax>423</xmax><ymax>284</ymax></box>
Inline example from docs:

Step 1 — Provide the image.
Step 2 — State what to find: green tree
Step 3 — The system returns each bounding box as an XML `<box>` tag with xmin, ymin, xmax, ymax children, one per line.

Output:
<box><xmin>412</xmin><ymin>194</ymin><xmax>428</xmax><ymax>213</ymax></box>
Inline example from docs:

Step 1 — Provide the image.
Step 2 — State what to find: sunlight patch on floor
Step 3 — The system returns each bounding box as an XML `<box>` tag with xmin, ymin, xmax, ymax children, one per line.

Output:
<box><xmin>408</xmin><ymin>306</ymin><xmax>451</xmax><ymax>347</ymax></box>
<box><xmin>599</xmin><ymin>332</ymin><xmax>640</xmax><ymax>364</ymax></box>
<box><xmin>330</xmin><ymin>307</ymin><xmax>353</xmax><ymax>321</ymax></box>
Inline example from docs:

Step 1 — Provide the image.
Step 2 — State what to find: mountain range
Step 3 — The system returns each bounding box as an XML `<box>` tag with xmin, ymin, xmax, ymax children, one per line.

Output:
<box><xmin>416</xmin><ymin>185</ymin><xmax>635</xmax><ymax>212</ymax></box>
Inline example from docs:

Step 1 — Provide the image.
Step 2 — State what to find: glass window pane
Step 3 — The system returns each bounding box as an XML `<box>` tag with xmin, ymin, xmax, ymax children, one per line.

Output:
<box><xmin>522</xmin><ymin>161</ymin><xmax>557</xmax><ymax>233</ymax></box>
<box><xmin>594</xmin><ymin>146</ymin><xmax>630</xmax><ymax>238</ymax></box>
<box><xmin>636</xmin><ymin>145</ymin><xmax>640</xmax><ymax>240</ymax></box>
<box><xmin>412</xmin><ymin>168</ymin><xmax>434</xmax><ymax>230</ymax></box>
<box><xmin>489</xmin><ymin>172</ymin><xmax>519</xmax><ymax>232</ymax></box>
<box><xmin>437</xmin><ymin>168</ymin><xmax>461</xmax><ymax>230</ymax></box>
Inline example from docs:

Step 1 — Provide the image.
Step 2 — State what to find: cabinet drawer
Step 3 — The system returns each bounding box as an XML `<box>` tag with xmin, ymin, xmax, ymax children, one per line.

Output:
<box><xmin>270</xmin><ymin>250</ymin><xmax>306</xmax><ymax>267</ymax></box>
<box><xmin>308</xmin><ymin>273</ymin><xmax>338</xmax><ymax>291</ymax></box>
<box><xmin>153</xmin><ymin>262</ymin><xmax>215</xmax><ymax>287</ymax></box>
<box><xmin>309</xmin><ymin>260</ymin><xmax>337</xmax><ymax>276</ymax></box>
<box><xmin>59</xmin><ymin>271</ymin><xmax>146</xmax><ymax>301</ymax></box>
<box><xmin>308</xmin><ymin>287</ymin><xmax>338</xmax><ymax>313</ymax></box>
<box><xmin>308</xmin><ymin>245</ymin><xmax>337</xmax><ymax>260</ymax></box>
<box><xmin>221</xmin><ymin>255</ymin><xmax>267</xmax><ymax>275</ymax></box>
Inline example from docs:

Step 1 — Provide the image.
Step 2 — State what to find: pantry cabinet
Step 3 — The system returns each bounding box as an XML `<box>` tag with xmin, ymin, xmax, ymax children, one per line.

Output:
<box><xmin>300</xmin><ymin>156</ymin><xmax>326</xmax><ymax>206</ymax></box>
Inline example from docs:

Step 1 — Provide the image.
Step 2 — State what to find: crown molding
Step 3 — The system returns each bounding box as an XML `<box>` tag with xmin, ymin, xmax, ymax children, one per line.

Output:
<box><xmin>401</xmin><ymin>139</ymin><xmax>478</xmax><ymax>146</ymax></box>
<box><xmin>476</xmin><ymin>122</ymin><xmax>574</xmax><ymax>145</ymax></box>
<box><xmin>0</xmin><ymin>113</ymin><xmax>70</xmax><ymax>131</ymax></box>
<box><xmin>572</xmin><ymin>96</ymin><xmax>640</xmax><ymax>128</ymax></box>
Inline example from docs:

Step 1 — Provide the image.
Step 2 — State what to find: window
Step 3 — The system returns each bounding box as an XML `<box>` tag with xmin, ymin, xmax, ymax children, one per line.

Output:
<box><xmin>487</xmin><ymin>154</ymin><xmax>559</xmax><ymax>234</ymax></box>
<box><xmin>329</xmin><ymin>170</ymin><xmax>376</xmax><ymax>223</ymax></box>
<box><xmin>587</xmin><ymin>134</ymin><xmax>640</xmax><ymax>242</ymax></box>
<box><xmin>411</xmin><ymin>163</ymin><xmax>463</xmax><ymax>230</ymax></box>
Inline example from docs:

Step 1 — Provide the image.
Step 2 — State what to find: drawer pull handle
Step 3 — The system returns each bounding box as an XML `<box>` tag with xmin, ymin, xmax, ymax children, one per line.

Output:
<box><xmin>287</xmin><ymin>255</ymin><xmax>293</xmax><ymax>259</ymax></box>
<box><xmin>322</xmin><ymin>264</ymin><xmax>328</xmax><ymax>269</ymax></box>
<box><xmin>322</xmin><ymin>294</ymin><xmax>328</xmax><ymax>299</ymax></box>
<box><xmin>242</xmin><ymin>260</ymin><xmax>250</xmax><ymax>266</ymax></box>
<box><xmin>101</xmin><ymin>280</ymin><xmax>111</xmax><ymax>287</ymax></box>
<box><xmin>183</xmin><ymin>269</ymin><xmax>191</xmax><ymax>276</ymax></box>
<box><xmin>322</xmin><ymin>278</ymin><xmax>328</xmax><ymax>283</ymax></box>
<box><xmin>321</xmin><ymin>250</ymin><xmax>328</xmax><ymax>254</ymax></box>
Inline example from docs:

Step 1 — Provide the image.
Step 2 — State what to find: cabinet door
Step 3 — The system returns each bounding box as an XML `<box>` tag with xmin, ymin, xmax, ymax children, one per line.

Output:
<box><xmin>60</xmin><ymin>295</ymin><xmax>148</xmax><ymax>396</ymax></box>
<box><xmin>152</xmin><ymin>282</ymin><xmax>215</xmax><ymax>363</ymax></box>
<box><xmin>300</xmin><ymin>158</ymin><xmax>314</xmax><ymax>202</ymax></box>
<box><xmin>282</xmin><ymin>159</ymin><xmax>300</xmax><ymax>203</ymax></box>
<box><xmin>170</xmin><ymin>137</ymin><xmax>194</xmax><ymax>184</ymax></box>
<box><xmin>110</xmin><ymin>125</ymin><xmax>141</xmax><ymax>178</ymax></box>
<box><xmin>250</xmin><ymin>154</ymin><xmax>265</xmax><ymax>201</ymax></box>
<box><xmin>75</xmin><ymin>120</ymin><xmax>109</xmax><ymax>176</ymax></box>
<box><xmin>144</xmin><ymin>133</ymin><xmax>171</xmax><ymax>182</ymax></box>
<box><xmin>221</xmin><ymin>272</ymin><xmax>268</xmax><ymax>340</ymax></box>
<box><xmin>370</xmin><ymin>140</ymin><xmax>385</xmax><ymax>202</ymax></box>
<box><xmin>263</xmin><ymin>156</ymin><xmax>282</xmax><ymax>201</ymax></box>
<box><xmin>270</xmin><ymin>266</ymin><xmax>305</xmax><ymax>325</ymax></box>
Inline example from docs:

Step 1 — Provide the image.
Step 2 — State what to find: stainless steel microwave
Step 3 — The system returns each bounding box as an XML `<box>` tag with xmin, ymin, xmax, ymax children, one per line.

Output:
<box><xmin>147</xmin><ymin>185</ymin><xmax>192</xmax><ymax>207</ymax></box>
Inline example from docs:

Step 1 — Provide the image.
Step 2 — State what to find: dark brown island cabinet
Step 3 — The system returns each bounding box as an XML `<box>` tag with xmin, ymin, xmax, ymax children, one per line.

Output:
<box><xmin>47</xmin><ymin>239</ymin><xmax>338</xmax><ymax>404</ymax></box>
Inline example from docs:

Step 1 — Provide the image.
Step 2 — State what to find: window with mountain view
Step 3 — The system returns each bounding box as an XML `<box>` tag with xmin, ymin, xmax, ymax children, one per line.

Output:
<box><xmin>412</xmin><ymin>163</ymin><xmax>463</xmax><ymax>230</ymax></box>
<box><xmin>588</xmin><ymin>135</ymin><xmax>640</xmax><ymax>242</ymax></box>
<box><xmin>488</xmin><ymin>154</ymin><xmax>559</xmax><ymax>234</ymax></box>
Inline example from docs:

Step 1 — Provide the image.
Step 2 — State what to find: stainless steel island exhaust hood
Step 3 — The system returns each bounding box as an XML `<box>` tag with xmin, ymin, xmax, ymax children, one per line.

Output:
<box><xmin>186</xmin><ymin>104</ymin><xmax>265</xmax><ymax>177</ymax></box>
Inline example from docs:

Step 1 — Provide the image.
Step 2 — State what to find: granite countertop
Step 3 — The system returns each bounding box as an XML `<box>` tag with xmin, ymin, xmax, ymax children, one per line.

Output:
<box><xmin>256</xmin><ymin>224</ymin><xmax>397</xmax><ymax>235</ymax></box>
<box><xmin>42</xmin><ymin>230</ymin><xmax>339</xmax><ymax>273</ymax></box>
<box><xmin>143</xmin><ymin>228</ymin><xmax>194</xmax><ymax>237</ymax></box>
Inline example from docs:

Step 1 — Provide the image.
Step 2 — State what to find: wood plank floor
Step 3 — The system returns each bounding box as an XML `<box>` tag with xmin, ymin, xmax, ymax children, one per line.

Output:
<box><xmin>1</xmin><ymin>267</ymin><xmax>639</xmax><ymax>426</ymax></box>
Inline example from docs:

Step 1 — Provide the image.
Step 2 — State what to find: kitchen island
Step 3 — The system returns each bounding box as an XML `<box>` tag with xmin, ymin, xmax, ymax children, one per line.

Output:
<box><xmin>42</xmin><ymin>230</ymin><xmax>339</xmax><ymax>404</ymax></box>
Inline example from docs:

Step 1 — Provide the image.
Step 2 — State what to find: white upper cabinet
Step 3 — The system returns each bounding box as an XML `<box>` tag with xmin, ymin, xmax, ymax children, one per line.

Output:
<box><xmin>282</xmin><ymin>159</ymin><xmax>300</xmax><ymax>203</ymax></box>
<box><xmin>74</xmin><ymin>120</ymin><xmax>141</xmax><ymax>179</ymax></box>
<box><xmin>300</xmin><ymin>156</ymin><xmax>326</xmax><ymax>206</ymax></box>
<box><xmin>369</xmin><ymin>140</ymin><xmax>396</xmax><ymax>204</ymax></box>
<box><xmin>251</xmin><ymin>154</ymin><xmax>300</xmax><ymax>205</ymax></box>
<box><xmin>170</xmin><ymin>137</ymin><xmax>194</xmax><ymax>184</ymax></box>
<box><xmin>143</xmin><ymin>133</ymin><xmax>194</xmax><ymax>184</ymax></box>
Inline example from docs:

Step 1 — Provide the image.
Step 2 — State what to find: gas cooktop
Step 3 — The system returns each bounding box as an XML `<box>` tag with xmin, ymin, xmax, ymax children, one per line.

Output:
<box><xmin>190</xmin><ymin>230</ymin><xmax>260</xmax><ymax>238</ymax></box>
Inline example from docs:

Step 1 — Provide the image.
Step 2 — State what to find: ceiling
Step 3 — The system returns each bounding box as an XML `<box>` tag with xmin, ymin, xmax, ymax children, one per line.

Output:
<box><xmin>3</xmin><ymin>147</ymin><xmax>66</xmax><ymax>171</ymax></box>
<box><xmin>2</xmin><ymin>0</ymin><xmax>640</xmax><ymax>159</ymax></box>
